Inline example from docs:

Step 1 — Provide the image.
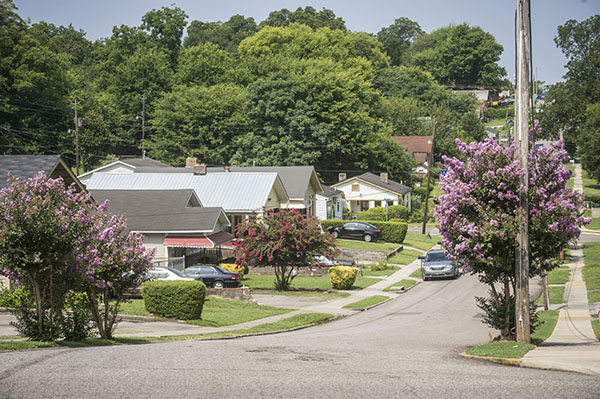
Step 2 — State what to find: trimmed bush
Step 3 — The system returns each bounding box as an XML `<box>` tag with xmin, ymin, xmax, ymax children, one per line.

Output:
<box><xmin>484</xmin><ymin>106</ymin><xmax>514</xmax><ymax>119</ymax></box>
<box><xmin>220</xmin><ymin>263</ymin><xmax>245</xmax><ymax>279</ymax></box>
<box><xmin>388</xmin><ymin>205</ymin><xmax>408</xmax><ymax>220</ymax></box>
<box><xmin>329</xmin><ymin>266</ymin><xmax>358</xmax><ymax>290</ymax></box>
<box><xmin>0</xmin><ymin>286</ymin><xmax>34</xmax><ymax>308</ymax></box>
<box><xmin>357</xmin><ymin>206</ymin><xmax>386</xmax><ymax>221</ymax></box>
<box><xmin>321</xmin><ymin>219</ymin><xmax>346</xmax><ymax>231</ymax></box>
<box><xmin>142</xmin><ymin>280</ymin><xmax>206</xmax><ymax>320</ymax></box>
<box><xmin>377</xmin><ymin>221</ymin><xmax>408</xmax><ymax>243</ymax></box>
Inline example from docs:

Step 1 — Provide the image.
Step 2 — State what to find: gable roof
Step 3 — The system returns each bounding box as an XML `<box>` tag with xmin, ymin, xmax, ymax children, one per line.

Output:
<box><xmin>453</xmin><ymin>89</ymin><xmax>490</xmax><ymax>102</ymax></box>
<box><xmin>391</xmin><ymin>136</ymin><xmax>433</xmax><ymax>154</ymax></box>
<box><xmin>89</xmin><ymin>189</ymin><xmax>228</xmax><ymax>233</ymax></box>
<box><xmin>78</xmin><ymin>157</ymin><xmax>169</xmax><ymax>180</ymax></box>
<box><xmin>333</xmin><ymin>172</ymin><xmax>412</xmax><ymax>195</ymax></box>
<box><xmin>318</xmin><ymin>184</ymin><xmax>343</xmax><ymax>198</ymax></box>
<box><xmin>84</xmin><ymin>172</ymin><xmax>288</xmax><ymax>212</ymax></box>
<box><xmin>0</xmin><ymin>155</ymin><xmax>85</xmax><ymax>191</ymax></box>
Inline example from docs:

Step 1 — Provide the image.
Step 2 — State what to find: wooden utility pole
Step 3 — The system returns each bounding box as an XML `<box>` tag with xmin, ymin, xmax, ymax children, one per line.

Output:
<box><xmin>73</xmin><ymin>99</ymin><xmax>80</xmax><ymax>176</ymax></box>
<box><xmin>422</xmin><ymin>117</ymin><xmax>436</xmax><ymax>235</ymax></box>
<box><xmin>140</xmin><ymin>94</ymin><xmax>146</xmax><ymax>159</ymax></box>
<box><xmin>515</xmin><ymin>0</ymin><xmax>531</xmax><ymax>343</ymax></box>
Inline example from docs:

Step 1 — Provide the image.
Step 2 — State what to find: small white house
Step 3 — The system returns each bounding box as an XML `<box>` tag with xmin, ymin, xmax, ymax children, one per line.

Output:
<box><xmin>332</xmin><ymin>172</ymin><xmax>412</xmax><ymax>218</ymax></box>
<box><xmin>316</xmin><ymin>185</ymin><xmax>345</xmax><ymax>220</ymax></box>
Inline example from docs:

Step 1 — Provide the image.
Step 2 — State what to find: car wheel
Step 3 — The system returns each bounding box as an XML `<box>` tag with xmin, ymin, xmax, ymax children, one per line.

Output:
<box><xmin>422</xmin><ymin>273</ymin><xmax>428</xmax><ymax>281</ymax></box>
<box><xmin>213</xmin><ymin>281</ymin><xmax>225</xmax><ymax>289</ymax></box>
<box><xmin>332</xmin><ymin>231</ymin><xmax>339</xmax><ymax>239</ymax></box>
<box><xmin>363</xmin><ymin>234</ymin><xmax>372</xmax><ymax>242</ymax></box>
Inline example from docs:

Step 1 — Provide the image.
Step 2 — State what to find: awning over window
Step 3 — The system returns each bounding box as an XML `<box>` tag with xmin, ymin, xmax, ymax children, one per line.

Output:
<box><xmin>163</xmin><ymin>231</ymin><xmax>234</xmax><ymax>248</ymax></box>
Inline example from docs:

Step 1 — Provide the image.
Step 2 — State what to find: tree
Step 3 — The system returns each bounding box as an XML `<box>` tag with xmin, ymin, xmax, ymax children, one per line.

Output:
<box><xmin>578</xmin><ymin>103</ymin><xmax>600</xmax><ymax>181</ymax></box>
<box><xmin>173</xmin><ymin>43</ymin><xmax>234</xmax><ymax>86</ymax></box>
<box><xmin>410</xmin><ymin>23</ymin><xmax>506</xmax><ymax>88</ymax></box>
<box><xmin>184</xmin><ymin>15</ymin><xmax>258</xmax><ymax>53</ymax></box>
<box><xmin>233</xmin><ymin>209</ymin><xmax>337</xmax><ymax>291</ymax></box>
<box><xmin>141</xmin><ymin>5</ymin><xmax>188</xmax><ymax>64</ymax></box>
<box><xmin>260</xmin><ymin>6</ymin><xmax>346</xmax><ymax>31</ymax></box>
<box><xmin>434</xmin><ymin>134</ymin><xmax>587</xmax><ymax>338</ymax></box>
<box><xmin>377</xmin><ymin>17</ymin><xmax>423</xmax><ymax>66</ymax></box>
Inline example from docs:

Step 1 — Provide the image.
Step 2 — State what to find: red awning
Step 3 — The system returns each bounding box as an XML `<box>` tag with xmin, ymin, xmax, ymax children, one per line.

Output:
<box><xmin>163</xmin><ymin>231</ymin><xmax>234</xmax><ymax>248</ymax></box>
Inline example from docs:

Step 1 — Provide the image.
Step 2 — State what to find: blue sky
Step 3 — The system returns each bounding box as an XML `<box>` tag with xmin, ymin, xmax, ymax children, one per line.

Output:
<box><xmin>12</xmin><ymin>0</ymin><xmax>600</xmax><ymax>86</ymax></box>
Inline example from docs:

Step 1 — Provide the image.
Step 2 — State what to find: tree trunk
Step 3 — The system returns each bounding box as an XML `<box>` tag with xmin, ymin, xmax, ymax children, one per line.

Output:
<box><xmin>87</xmin><ymin>288</ymin><xmax>107</xmax><ymax>340</ymax></box>
<box><xmin>503</xmin><ymin>279</ymin><xmax>511</xmax><ymax>338</ymax></box>
<box><xmin>30</xmin><ymin>278</ymin><xmax>44</xmax><ymax>339</ymax></box>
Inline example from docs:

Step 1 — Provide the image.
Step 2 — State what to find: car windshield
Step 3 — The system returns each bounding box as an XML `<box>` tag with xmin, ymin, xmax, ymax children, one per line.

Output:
<box><xmin>426</xmin><ymin>252</ymin><xmax>449</xmax><ymax>262</ymax></box>
<box><xmin>165</xmin><ymin>267</ymin><xmax>186</xmax><ymax>277</ymax></box>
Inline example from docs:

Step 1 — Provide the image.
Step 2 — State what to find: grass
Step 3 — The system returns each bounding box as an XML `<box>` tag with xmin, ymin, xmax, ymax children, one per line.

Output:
<box><xmin>582</xmin><ymin>242</ymin><xmax>600</xmax><ymax>303</ymax></box>
<box><xmin>384</xmin><ymin>279</ymin><xmax>417</xmax><ymax>292</ymax></box>
<box><xmin>118</xmin><ymin>299</ymin><xmax>151</xmax><ymax>316</ymax></box>
<box><xmin>0</xmin><ymin>313</ymin><xmax>336</xmax><ymax>350</ymax></box>
<box><xmin>335</xmin><ymin>239</ymin><xmax>399</xmax><ymax>253</ymax></box>
<box><xmin>404</xmin><ymin>232</ymin><xmax>439</xmax><ymax>249</ymax></box>
<box><xmin>483</xmin><ymin>118</ymin><xmax>507</xmax><ymax>127</ymax></box>
<box><xmin>565</xmin><ymin>164</ymin><xmax>574</xmax><ymax>189</ymax></box>
<box><xmin>342</xmin><ymin>295</ymin><xmax>389</xmax><ymax>309</ymax></box>
<box><xmin>533</xmin><ymin>286</ymin><xmax>565</xmax><ymax>305</ymax></box>
<box><xmin>242</xmin><ymin>274</ymin><xmax>379</xmax><ymax>292</ymax></box>
<box><xmin>582</xmin><ymin>169</ymin><xmax>600</xmax><ymax>201</ymax></box>
<box><xmin>466</xmin><ymin>311</ymin><xmax>559</xmax><ymax>359</ymax></box>
<box><xmin>584</xmin><ymin>210</ymin><xmax>600</xmax><ymax>231</ymax></box>
<box><xmin>409</xmin><ymin>268</ymin><xmax>423</xmax><ymax>278</ymax></box>
<box><xmin>361</xmin><ymin>266</ymin><xmax>400</xmax><ymax>277</ymax></box>
<box><xmin>387</xmin><ymin>249</ymin><xmax>422</xmax><ymax>265</ymax></box>
<box><xmin>592</xmin><ymin>320</ymin><xmax>600</xmax><ymax>341</ymax></box>
<box><xmin>547</xmin><ymin>267</ymin><xmax>570</xmax><ymax>285</ymax></box>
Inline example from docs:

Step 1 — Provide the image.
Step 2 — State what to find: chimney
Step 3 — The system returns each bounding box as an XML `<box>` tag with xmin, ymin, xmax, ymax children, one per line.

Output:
<box><xmin>185</xmin><ymin>157</ymin><xmax>198</xmax><ymax>167</ymax></box>
<box><xmin>224</xmin><ymin>166</ymin><xmax>231</xmax><ymax>172</ymax></box>
<box><xmin>193</xmin><ymin>163</ymin><xmax>207</xmax><ymax>175</ymax></box>
<box><xmin>380</xmin><ymin>172</ymin><xmax>388</xmax><ymax>183</ymax></box>
<box><xmin>338</xmin><ymin>172</ymin><xmax>347</xmax><ymax>182</ymax></box>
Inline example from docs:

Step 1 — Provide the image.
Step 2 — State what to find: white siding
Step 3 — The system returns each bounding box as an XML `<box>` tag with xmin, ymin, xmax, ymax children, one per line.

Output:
<box><xmin>143</xmin><ymin>233</ymin><xmax>167</xmax><ymax>263</ymax></box>
<box><xmin>335</xmin><ymin>179</ymin><xmax>402</xmax><ymax>217</ymax></box>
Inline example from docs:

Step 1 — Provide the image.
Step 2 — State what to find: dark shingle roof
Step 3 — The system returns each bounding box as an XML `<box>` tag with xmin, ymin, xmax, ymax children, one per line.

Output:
<box><xmin>0</xmin><ymin>155</ymin><xmax>84</xmax><ymax>191</ymax></box>
<box><xmin>319</xmin><ymin>185</ymin><xmax>343</xmax><ymax>198</ymax></box>
<box><xmin>353</xmin><ymin>172</ymin><xmax>412</xmax><ymax>195</ymax></box>
<box><xmin>89</xmin><ymin>189</ymin><xmax>226</xmax><ymax>233</ymax></box>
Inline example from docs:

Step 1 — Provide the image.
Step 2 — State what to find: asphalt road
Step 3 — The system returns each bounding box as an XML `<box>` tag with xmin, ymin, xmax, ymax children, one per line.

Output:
<box><xmin>1</xmin><ymin>274</ymin><xmax>598</xmax><ymax>398</ymax></box>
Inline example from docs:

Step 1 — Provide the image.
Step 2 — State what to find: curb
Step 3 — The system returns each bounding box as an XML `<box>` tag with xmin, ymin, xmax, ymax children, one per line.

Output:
<box><xmin>459</xmin><ymin>352</ymin><xmax>521</xmax><ymax>367</ymax></box>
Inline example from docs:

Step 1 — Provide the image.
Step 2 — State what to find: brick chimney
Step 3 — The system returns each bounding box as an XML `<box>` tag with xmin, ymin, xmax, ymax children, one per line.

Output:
<box><xmin>338</xmin><ymin>172</ymin><xmax>347</xmax><ymax>182</ymax></box>
<box><xmin>185</xmin><ymin>157</ymin><xmax>198</xmax><ymax>167</ymax></box>
<box><xmin>224</xmin><ymin>166</ymin><xmax>231</xmax><ymax>172</ymax></box>
<box><xmin>380</xmin><ymin>172</ymin><xmax>388</xmax><ymax>183</ymax></box>
<box><xmin>193</xmin><ymin>163</ymin><xmax>207</xmax><ymax>175</ymax></box>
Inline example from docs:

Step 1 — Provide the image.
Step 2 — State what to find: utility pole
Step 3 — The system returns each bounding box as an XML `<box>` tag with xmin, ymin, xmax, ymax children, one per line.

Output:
<box><xmin>140</xmin><ymin>94</ymin><xmax>146</xmax><ymax>159</ymax></box>
<box><xmin>73</xmin><ymin>99</ymin><xmax>80</xmax><ymax>176</ymax></box>
<box><xmin>422</xmin><ymin>117</ymin><xmax>436</xmax><ymax>235</ymax></box>
<box><xmin>515</xmin><ymin>0</ymin><xmax>531</xmax><ymax>343</ymax></box>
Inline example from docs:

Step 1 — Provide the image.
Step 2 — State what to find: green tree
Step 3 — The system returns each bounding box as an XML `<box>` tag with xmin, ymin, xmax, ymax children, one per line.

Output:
<box><xmin>260</xmin><ymin>6</ymin><xmax>346</xmax><ymax>31</ymax></box>
<box><xmin>377</xmin><ymin>17</ymin><xmax>423</xmax><ymax>66</ymax></box>
<box><xmin>410</xmin><ymin>23</ymin><xmax>506</xmax><ymax>88</ymax></box>
<box><xmin>141</xmin><ymin>5</ymin><xmax>188</xmax><ymax>64</ymax></box>
<box><xmin>173</xmin><ymin>42</ymin><xmax>234</xmax><ymax>86</ymax></box>
<box><xmin>578</xmin><ymin>103</ymin><xmax>600</xmax><ymax>181</ymax></box>
<box><xmin>184</xmin><ymin>14</ymin><xmax>258</xmax><ymax>53</ymax></box>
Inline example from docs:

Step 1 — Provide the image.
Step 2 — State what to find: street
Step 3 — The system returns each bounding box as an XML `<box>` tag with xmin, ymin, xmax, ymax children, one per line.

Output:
<box><xmin>0</xmin><ymin>274</ymin><xmax>597</xmax><ymax>398</ymax></box>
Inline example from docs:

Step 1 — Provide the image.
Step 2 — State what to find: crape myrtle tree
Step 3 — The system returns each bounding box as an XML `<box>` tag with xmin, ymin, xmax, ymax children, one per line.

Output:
<box><xmin>0</xmin><ymin>173</ymin><xmax>153</xmax><ymax>340</ymax></box>
<box><xmin>434</xmin><ymin>128</ymin><xmax>587</xmax><ymax>339</ymax></box>
<box><xmin>233</xmin><ymin>209</ymin><xmax>337</xmax><ymax>291</ymax></box>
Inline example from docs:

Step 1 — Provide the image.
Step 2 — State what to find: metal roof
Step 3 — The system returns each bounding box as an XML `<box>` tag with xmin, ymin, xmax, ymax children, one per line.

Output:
<box><xmin>89</xmin><ymin>189</ymin><xmax>228</xmax><ymax>233</ymax></box>
<box><xmin>84</xmin><ymin>172</ymin><xmax>287</xmax><ymax>212</ymax></box>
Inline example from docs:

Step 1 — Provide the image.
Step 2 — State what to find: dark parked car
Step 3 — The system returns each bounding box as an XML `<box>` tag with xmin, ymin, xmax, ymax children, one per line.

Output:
<box><xmin>327</xmin><ymin>222</ymin><xmax>382</xmax><ymax>242</ymax></box>
<box><xmin>418</xmin><ymin>250</ymin><xmax>459</xmax><ymax>281</ymax></box>
<box><xmin>183</xmin><ymin>265</ymin><xmax>240</xmax><ymax>288</ymax></box>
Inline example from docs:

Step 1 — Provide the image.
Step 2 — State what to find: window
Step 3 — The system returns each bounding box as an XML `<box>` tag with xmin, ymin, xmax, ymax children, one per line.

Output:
<box><xmin>361</xmin><ymin>201</ymin><xmax>369</xmax><ymax>211</ymax></box>
<box><xmin>352</xmin><ymin>184</ymin><xmax>360</xmax><ymax>192</ymax></box>
<box><xmin>374</xmin><ymin>201</ymin><xmax>381</xmax><ymax>207</ymax></box>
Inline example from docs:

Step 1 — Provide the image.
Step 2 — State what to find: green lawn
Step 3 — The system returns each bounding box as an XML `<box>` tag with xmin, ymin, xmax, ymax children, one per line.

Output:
<box><xmin>387</xmin><ymin>249</ymin><xmax>422</xmax><ymax>265</ymax></box>
<box><xmin>335</xmin><ymin>239</ymin><xmax>399</xmax><ymax>253</ymax></box>
<box><xmin>531</xmin><ymin>310</ymin><xmax>560</xmax><ymax>344</ymax></box>
<box><xmin>403</xmin><ymin>232</ymin><xmax>439</xmax><ymax>249</ymax></box>
<box><xmin>342</xmin><ymin>295</ymin><xmax>388</xmax><ymax>309</ymax></box>
<box><xmin>242</xmin><ymin>274</ymin><xmax>379</xmax><ymax>292</ymax></box>
<box><xmin>362</xmin><ymin>266</ymin><xmax>400</xmax><ymax>277</ymax></box>
<box><xmin>583</xmin><ymin>242</ymin><xmax>600</xmax><ymax>303</ymax></box>
<box><xmin>582</xmin><ymin>169</ymin><xmax>600</xmax><ymax>200</ymax></box>
<box><xmin>565</xmin><ymin>164</ymin><xmax>574</xmax><ymax>189</ymax></box>
<box><xmin>534</xmin><ymin>286</ymin><xmax>565</xmax><ymax>305</ymax></box>
<box><xmin>117</xmin><ymin>298</ymin><xmax>292</xmax><ymax>327</ymax></box>
<box><xmin>409</xmin><ymin>268</ymin><xmax>423</xmax><ymax>279</ymax></box>
<box><xmin>547</xmin><ymin>267</ymin><xmax>570</xmax><ymax>285</ymax></box>
<box><xmin>384</xmin><ymin>279</ymin><xmax>417</xmax><ymax>292</ymax></box>
<box><xmin>592</xmin><ymin>320</ymin><xmax>600</xmax><ymax>341</ymax></box>
<box><xmin>584</xmin><ymin>210</ymin><xmax>600</xmax><ymax>231</ymax></box>
<box><xmin>483</xmin><ymin>118</ymin><xmax>506</xmax><ymax>127</ymax></box>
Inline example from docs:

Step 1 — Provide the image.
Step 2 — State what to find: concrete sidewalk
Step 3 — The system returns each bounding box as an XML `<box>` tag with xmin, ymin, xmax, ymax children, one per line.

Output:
<box><xmin>521</xmin><ymin>163</ymin><xmax>600</xmax><ymax>375</ymax></box>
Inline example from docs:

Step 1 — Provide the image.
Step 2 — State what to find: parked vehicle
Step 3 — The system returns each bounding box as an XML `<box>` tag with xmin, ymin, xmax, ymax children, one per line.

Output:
<box><xmin>326</xmin><ymin>222</ymin><xmax>382</xmax><ymax>242</ymax></box>
<box><xmin>314</xmin><ymin>255</ymin><xmax>357</xmax><ymax>267</ymax></box>
<box><xmin>418</xmin><ymin>250</ymin><xmax>459</xmax><ymax>281</ymax></box>
<box><xmin>183</xmin><ymin>265</ymin><xmax>240</xmax><ymax>288</ymax></box>
<box><xmin>113</xmin><ymin>266</ymin><xmax>194</xmax><ymax>298</ymax></box>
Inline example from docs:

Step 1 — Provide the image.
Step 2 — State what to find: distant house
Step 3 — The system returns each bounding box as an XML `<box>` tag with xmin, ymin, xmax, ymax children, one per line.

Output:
<box><xmin>453</xmin><ymin>89</ymin><xmax>490</xmax><ymax>117</ymax></box>
<box><xmin>316</xmin><ymin>185</ymin><xmax>345</xmax><ymax>220</ymax></box>
<box><xmin>78</xmin><ymin>157</ymin><xmax>169</xmax><ymax>185</ymax></box>
<box><xmin>391</xmin><ymin>136</ymin><xmax>433</xmax><ymax>165</ymax></box>
<box><xmin>89</xmin><ymin>189</ymin><xmax>232</xmax><ymax>269</ymax></box>
<box><xmin>0</xmin><ymin>155</ymin><xmax>85</xmax><ymax>191</ymax></box>
<box><xmin>332</xmin><ymin>172</ymin><xmax>412</xmax><ymax>217</ymax></box>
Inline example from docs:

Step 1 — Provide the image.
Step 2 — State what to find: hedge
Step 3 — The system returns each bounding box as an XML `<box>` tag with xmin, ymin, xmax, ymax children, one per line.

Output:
<box><xmin>142</xmin><ymin>280</ymin><xmax>206</xmax><ymax>320</ymax></box>
<box><xmin>484</xmin><ymin>106</ymin><xmax>514</xmax><ymax>119</ymax></box>
<box><xmin>321</xmin><ymin>219</ymin><xmax>408</xmax><ymax>243</ymax></box>
<box><xmin>329</xmin><ymin>266</ymin><xmax>358</xmax><ymax>290</ymax></box>
<box><xmin>356</xmin><ymin>205</ymin><xmax>408</xmax><ymax>221</ymax></box>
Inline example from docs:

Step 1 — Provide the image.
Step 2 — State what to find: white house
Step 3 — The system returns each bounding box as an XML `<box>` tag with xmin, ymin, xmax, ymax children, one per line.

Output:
<box><xmin>332</xmin><ymin>172</ymin><xmax>412</xmax><ymax>218</ymax></box>
<box><xmin>316</xmin><ymin>185</ymin><xmax>345</xmax><ymax>220</ymax></box>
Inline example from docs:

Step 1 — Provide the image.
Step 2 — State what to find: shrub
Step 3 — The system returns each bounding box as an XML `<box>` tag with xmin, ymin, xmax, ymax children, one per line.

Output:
<box><xmin>329</xmin><ymin>266</ymin><xmax>358</xmax><ymax>290</ymax></box>
<box><xmin>142</xmin><ymin>280</ymin><xmax>206</xmax><ymax>320</ymax></box>
<box><xmin>388</xmin><ymin>205</ymin><xmax>408</xmax><ymax>220</ymax></box>
<box><xmin>0</xmin><ymin>286</ymin><xmax>34</xmax><ymax>308</ymax></box>
<box><xmin>321</xmin><ymin>219</ymin><xmax>346</xmax><ymax>231</ymax></box>
<box><xmin>370</xmin><ymin>262</ymin><xmax>391</xmax><ymax>271</ymax></box>
<box><xmin>484</xmin><ymin>106</ymin><xmax>514</xmax><ymax>119</ymax></box>
<box><xmin>376</xmin><ymin>221</ymin><xmax>408</xmax><ymax>243</ymax></box>
<box><xmin>357</xmin><ymin>206</ymin><xmax>386</xmax><ymax>221</ymax></box>
<box><xmin>220</xmin><ymin>263</ymin><xmax>245</xmax><ymax>279</ymax></box>
<box><xmin>62</xmin><ymin>291</ymin><xmax>95</xmax><ymax>341</ymax></box>
<box><xmin>388</xmin><ymin>218</ymin><xmax>406</xmax><ymax>223</ymax></box>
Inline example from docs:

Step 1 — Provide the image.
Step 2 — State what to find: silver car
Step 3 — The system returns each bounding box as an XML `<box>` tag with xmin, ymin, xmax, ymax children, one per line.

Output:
<box><xmin>418</xmin><ymin>250</ymin><xmax>459</xmax><ymax>281</ymax></box>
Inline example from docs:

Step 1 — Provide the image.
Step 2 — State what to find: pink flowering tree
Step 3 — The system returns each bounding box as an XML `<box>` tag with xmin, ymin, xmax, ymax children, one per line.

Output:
<box><xmin>0</xmin><ymin>173</ymin><xmax>153</xmax><ymax>340</ymax></box>
<box><xmin>434</xmin><ymin>133</ymin><xmax>588</xmax><ymax>338</ymax></box>
<box><xmin>233</xmin><ymin>209</ymin><xmax>337</xmax><ymax>291</ymax></box>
